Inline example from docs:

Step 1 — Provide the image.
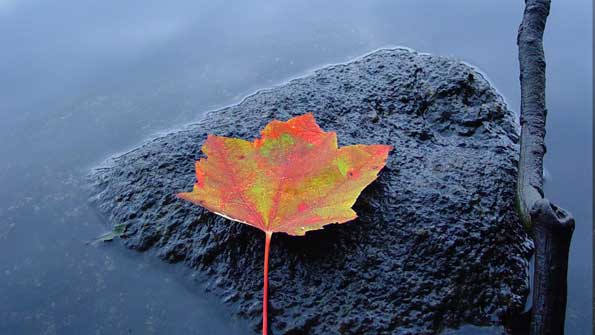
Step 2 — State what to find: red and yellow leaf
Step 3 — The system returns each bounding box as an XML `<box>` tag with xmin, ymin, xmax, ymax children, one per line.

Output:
<box><xmin>177</xmin><ymin>113</ymin><xmax>391</xmax><ymax>334</ymax></box>
<box><xmin>177</xmin><ymin>113</ymin><xmax>392</xmax><ymax>236</ymax></box>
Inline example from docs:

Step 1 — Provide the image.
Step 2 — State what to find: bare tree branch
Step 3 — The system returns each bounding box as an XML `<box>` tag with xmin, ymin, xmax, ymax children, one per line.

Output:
<box><xmin>516</xmin><ymin>1</ymin><xmax>575</xmax><ymax>334</ymax></box>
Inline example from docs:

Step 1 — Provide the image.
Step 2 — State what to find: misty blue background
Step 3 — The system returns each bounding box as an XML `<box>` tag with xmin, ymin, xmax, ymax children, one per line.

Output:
<box><xmin>0</xmin><ymin>0</ymin><xmax>591</xmax><ymax>334</ymax></box>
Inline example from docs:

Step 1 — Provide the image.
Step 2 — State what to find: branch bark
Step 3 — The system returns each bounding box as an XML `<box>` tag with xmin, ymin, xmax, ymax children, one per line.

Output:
<box><xmin>529</xmin><ymin>200</ymin><xmax>574</xmax><ymax>334</ymax></box>
<box><xmin>516</xmin><ymin>1</ymin><xmax>575</xmax><ymax>334</ymax></box>
<box><xmin>517</xmin><ymin>0</ymin><xmax>549</xmax><ymax>226</ymax></box>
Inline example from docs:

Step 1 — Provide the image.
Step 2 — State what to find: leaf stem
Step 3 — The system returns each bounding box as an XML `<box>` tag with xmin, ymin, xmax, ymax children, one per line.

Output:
<box><xmin>263</xmin><ymin>231</ymin><xmax>272</xmax><ymax>335</ymax></box>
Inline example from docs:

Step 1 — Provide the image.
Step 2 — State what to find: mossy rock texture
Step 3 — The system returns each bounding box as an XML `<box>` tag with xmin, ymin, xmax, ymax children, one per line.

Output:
<box><xmin>89</xmin><ymin>48</ymin><xmax>532</xmax><ymax>335</ymax></box>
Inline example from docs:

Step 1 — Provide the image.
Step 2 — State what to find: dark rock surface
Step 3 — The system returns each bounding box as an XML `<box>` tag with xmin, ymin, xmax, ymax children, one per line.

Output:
<box><xmin>89</xmin><ymin>48</ymin><xmax>532</xmax><ymax>335</ymax></box>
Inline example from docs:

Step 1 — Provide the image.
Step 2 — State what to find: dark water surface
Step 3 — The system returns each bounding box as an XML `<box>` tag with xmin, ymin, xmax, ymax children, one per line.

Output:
<box><xmin>0</xmin><ymin>1</ymin><xmax>591</xmax><ymax>334</ymax></box>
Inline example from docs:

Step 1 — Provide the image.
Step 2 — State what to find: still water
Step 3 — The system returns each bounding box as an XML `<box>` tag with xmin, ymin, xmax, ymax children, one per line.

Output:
<box><xmin>0</xmin><ymin>0</ymin><xmax>591</xmax><ymax>334</ymax></box>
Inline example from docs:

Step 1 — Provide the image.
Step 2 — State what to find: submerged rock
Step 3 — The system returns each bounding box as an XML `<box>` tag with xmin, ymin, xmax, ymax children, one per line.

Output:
<box><xmin>89</xmin><ymin>48</ymin><xmax>532</xmax><ymax>334</ymax></box>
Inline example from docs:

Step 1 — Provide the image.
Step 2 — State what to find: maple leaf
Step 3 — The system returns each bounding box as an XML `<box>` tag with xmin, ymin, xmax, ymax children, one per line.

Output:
<box><xmin>177</xmin><ymin>113</ymin><xmax>391</xmax><ymax>334</ymax></box>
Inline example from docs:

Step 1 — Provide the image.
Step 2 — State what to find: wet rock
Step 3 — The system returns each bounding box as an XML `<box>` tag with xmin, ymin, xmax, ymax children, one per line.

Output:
<box><xmin>89</xmin><ymin>48</ymin><xmax>532</xmax><ymax>334</ymax></box>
